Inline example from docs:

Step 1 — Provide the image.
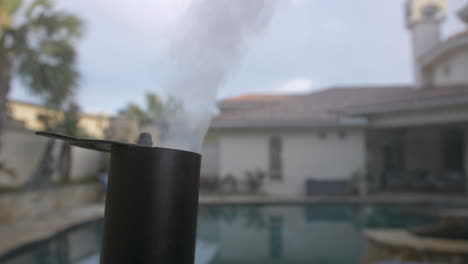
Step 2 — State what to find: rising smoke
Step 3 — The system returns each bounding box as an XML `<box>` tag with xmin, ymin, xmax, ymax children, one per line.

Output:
<box><xmin>158</xmin><ymin>0</ymin><xmax>276</xmax><ymax>153</ymax></box>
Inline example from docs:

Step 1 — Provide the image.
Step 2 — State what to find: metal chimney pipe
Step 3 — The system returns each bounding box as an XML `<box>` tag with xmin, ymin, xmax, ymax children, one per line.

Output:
<box><xmin>36</xmin><ymin>132</ymin><xmax>201</xmax><ymax>264</ymax></box>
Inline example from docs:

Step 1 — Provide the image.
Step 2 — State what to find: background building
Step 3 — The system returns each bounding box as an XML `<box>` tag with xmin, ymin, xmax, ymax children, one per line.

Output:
<box><xmin>8</xmin><ymin>100</ymin><xmax>110</xmax><ymax>139</ymax></box>
<box><xmin>209</xmin><ymin>0</ymin><xmax>468</xmax><ymax>196</ymax></box>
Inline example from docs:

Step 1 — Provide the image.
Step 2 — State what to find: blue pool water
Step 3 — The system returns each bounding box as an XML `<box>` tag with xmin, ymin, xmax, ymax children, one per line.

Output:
<box><xmin>0</xmin><ymin>204</ymin><xmax>438</xmax><ymax>264</ymax></box>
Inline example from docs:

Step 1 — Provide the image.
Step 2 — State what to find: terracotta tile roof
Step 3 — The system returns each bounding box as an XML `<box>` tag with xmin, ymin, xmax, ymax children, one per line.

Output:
<box><xmin>421</xmin><ymin>30</ymin><xmax>468</xmax><ymax>67</ymax></box>
<box><xmin>447</xmin><ymin>29</ymin><xmax>468</xmax><ymax>41</ymax></box>
<box><xmin>213</xmin><ymin>84</ymin><xmax>468</xmax><ymax>126</ymax></box>
<box><xmin>339</xmin><ymin>84</ymin><xmax>468</xmax><ymax>115</ymax></box>
<box><xmin>217</xmin><ymin>93</ymin><xmax>296</xmax><ymax>115</ymax></box>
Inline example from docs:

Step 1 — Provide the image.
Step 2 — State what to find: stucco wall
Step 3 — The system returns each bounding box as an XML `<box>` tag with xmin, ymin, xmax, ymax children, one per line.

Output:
<box><xmin>432</xmin><ymin>47</ymin><xmax>468</xmax><ymax>85</ymax></box>
<box><xmin>70</xmin><ymin>148</ymin><xmax>104</xmax><ymax>180</ymax></box>
<box><xmin>8</xmin><ymin>101</ymin><xmax>110</xmax><ymax>139</ymax></box>
<box><xmin>218</xmin><ymin>128</ymin><xmax>366</xmax><ymax>196</ymax></box>
<box><xmin>201</xmin><ymin>139</ymin><xmax>219</xmax><ymax>177</ymax></box>
<box><xmin>0</xmin><ymin>127</ymin><xmax>103</xmax><ymax>187</ymax></box>
<box><xmin>0</xmin><ymin>127</ymin><xmax>49</xmax><ymax>186</ymax></box>
<box><xmin>219</xmin><ymin>130</ymin><xmax>269</xmax><ymax>177</ymax></box>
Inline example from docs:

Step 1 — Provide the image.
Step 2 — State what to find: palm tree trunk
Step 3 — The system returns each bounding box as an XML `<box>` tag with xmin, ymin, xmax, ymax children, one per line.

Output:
<box><xmin>58</xmin><ymin>142</ymin><xmax>72</xmax><ymax>183</ymax></box>
<box><xmin>27</xmin><ymin>138</ymin><xmax>56</xmax><ymax>190</ymax></box>
<box><xmin>0</xmin><ymin>51</ymin><xmax>13</xmax><ymax>150</ymax></box>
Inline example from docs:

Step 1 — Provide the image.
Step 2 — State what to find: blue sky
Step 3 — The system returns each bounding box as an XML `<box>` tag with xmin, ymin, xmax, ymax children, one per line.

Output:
<box><xmin>10</xmin><ymin>0</ymin><xmax>467</xmax><ymax>113</ymax></box>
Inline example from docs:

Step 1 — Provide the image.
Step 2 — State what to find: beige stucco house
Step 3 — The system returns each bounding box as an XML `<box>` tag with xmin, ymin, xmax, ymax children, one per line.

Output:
<box><xmin>209</xmin><ymin>0</ymin><xmax>468</xmax><ymax>196</ymax></box>
<box><xmin>1</xmin><ymin>100</ymin><xmax>162</xmax><ymax>187</ymax></box>
<box><xmin>0</xmin><ymin>101</ymin><xmax>113</xmax><ymax>187</ymax></box>
<box><xmin>7</xmin><ymin>100</ymin><xmax>110</xmax><ymax>139</ymax></box>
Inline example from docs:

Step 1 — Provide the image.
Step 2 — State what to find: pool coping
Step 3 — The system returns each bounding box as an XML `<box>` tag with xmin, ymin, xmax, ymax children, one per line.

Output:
<box><xmin>365</xmin><ymin>229</ymin><xmax>468</xmax><ymax>254</ymax></box>
<box><xmin>199</xmin><ymin>194</ymin><xmax>468</xmax><ymax>206</ymax></box>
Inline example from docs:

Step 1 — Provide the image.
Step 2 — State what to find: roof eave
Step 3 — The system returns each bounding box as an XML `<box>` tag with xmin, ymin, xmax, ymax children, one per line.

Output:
<box><xmin>345</xmin><ymin>95</ymin><xmax>468</xmax><ymax>116</ymax></box>
<box><xmin>419</xmin><ymin>35</ymin><xmax>468</xmax><ymax>67</ymax></box>
<box><xmin>210</xmin><ymin>117</ymin><xmax>368</xmax><ymax>129</ymax></box>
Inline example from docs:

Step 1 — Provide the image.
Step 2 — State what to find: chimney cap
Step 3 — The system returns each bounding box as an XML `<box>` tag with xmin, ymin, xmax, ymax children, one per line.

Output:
<box><xmin>137</xmin><ymin>133</ymin><xmax>153</xmax><ymax>147</ymax></box>
<box><xmin>458</xmin><ymin>3</ymin><xmax>468</xmax><ymax>24</ymax></box>
<box><xmin>406</xmin><ymin>0</ymin><xmax>447</xmax><ymax>28</ymax></box>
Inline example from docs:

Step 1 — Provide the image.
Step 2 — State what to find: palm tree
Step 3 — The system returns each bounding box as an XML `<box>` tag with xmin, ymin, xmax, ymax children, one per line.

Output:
<box><xmin>123</xmin><ymin>93</ymin><xmax>182</xmax><ymax>141</ymax></box>
<box><xmin>56</xmin><ymin>102</ymin><xmax>86</xmax><ymax>183</ymax></box>
<box><xmin>0</xmin><ymin>0</ymin><xmax>83</xmax><ymax>137</ymax></box>
<box><xmin>0</xmin><ymin>0</ymin><xmax>84</xmax><ymax>189</ymax></box>
<box><xmin>125</xmin><ymin>92</ymin><xmax>163</xmax><ymax>127</ymax></box>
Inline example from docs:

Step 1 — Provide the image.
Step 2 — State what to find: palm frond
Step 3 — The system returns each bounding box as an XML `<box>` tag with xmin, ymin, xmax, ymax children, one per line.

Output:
<box><xmin>29</xmin><ymin>12</ymin><xmax>84</xmax><ymax>40</ymax></box>
<box><xmin>8</xmin><ymin>0</ymin><xmax>22</xmax><ymax>14</ymax></box>
<box><xmin>25</xmin><ymin>0</ymin><xmax>52</xmax><ymax>19</ymax></box>
<box><xmin>146</xmin><ymin>92</ymin><xmax>163</xmax><ymax>118</ymax></box>
<box><xmin>0</xmin><ymin>0</ymin><xmax>22</xmax><ymax>28</ymax></box>
<box><xmin>9</xmin><ymin>0</ymin><xmax>83</xmax><ymax>109</ymax></box>
<box><xmin>16</xmin><ymin>45</ymin><xmax>79</xmax><ymax>108</ymax></box>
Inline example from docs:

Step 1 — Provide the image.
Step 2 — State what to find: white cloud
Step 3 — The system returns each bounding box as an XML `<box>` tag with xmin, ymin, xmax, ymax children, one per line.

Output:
<box><xmin>276</xmin><ymin>78</ymin><xmax>315</xmax><ymax>93</ymax></box>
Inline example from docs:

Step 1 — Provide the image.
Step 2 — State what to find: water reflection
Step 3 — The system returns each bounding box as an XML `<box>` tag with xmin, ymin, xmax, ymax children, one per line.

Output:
<box><xmin>196</xmin><ymin>205</ymin><xmax>435</xmax><ymax>264</ymax></box>
<box><xmin>269</xmin><ymin>216</ymin><xmax>283</xmax><ymax>261</ymax></box>
<box><xmin>0</xmin><ymin>205</ymin><xmax>436</xmax><ymax>264</ymax></box>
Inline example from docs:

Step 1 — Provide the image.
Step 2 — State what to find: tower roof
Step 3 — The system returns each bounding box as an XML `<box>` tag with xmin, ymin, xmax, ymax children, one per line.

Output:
<box><xmin>406</xmin><ymin>0</ymin><xmax>447</xmax><ymax>28</ymax></box>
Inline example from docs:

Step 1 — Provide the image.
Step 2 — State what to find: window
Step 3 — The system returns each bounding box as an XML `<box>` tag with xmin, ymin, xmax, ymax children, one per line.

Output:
<box><xmin>269</xmin><ymin>136</ymin><xmax>282</xmax><ymax>180</ymax></box>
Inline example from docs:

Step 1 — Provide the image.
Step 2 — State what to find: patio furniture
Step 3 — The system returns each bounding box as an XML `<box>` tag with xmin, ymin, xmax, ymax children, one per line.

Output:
<box><xmin>376</xmin><ymin>261</ymin><xmax>439</xmax><ymax>264</ymax></box>
<box><xmin>305</xmin><ymin>179</ymin><xmax>348</xmax><ymax>196</ymax></box>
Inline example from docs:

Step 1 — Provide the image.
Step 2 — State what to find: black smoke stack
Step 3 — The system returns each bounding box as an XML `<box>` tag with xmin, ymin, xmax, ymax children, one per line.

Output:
<box><xmin>36</xmin><ymin>131</ymin><xmax>201</xmax><ymax>264</ymax></box>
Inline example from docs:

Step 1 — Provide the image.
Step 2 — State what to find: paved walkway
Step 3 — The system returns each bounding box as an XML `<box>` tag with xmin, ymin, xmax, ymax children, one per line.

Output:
<box><xmin>0</xmin><ymin>205</ymin><xmax>104</xmax><ymax>257</ymax></box>
<box><xmin>199</xmin><ymin>193</ymin><xmax>468</xmax><ymax>205</ymax></box>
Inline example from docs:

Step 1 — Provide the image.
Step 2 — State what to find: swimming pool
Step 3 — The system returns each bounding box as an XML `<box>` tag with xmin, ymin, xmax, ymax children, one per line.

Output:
<box><xmin>0</xmin><ymin>204</ymin><xmax>437</xmax><ymax>264</ymax></box>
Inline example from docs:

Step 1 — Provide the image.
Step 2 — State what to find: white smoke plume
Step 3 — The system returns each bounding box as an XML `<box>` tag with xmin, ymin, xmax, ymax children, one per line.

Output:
<box><xmin>158</xmin><ymin>0</ymin><xmax>276</xmax><ymax>153</ymax></box>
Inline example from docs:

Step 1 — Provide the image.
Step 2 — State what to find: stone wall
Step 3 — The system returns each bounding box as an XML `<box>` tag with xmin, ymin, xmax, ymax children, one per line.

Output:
<box><xmin>0</xmin><ymin>183</ymin><xmax>100</xmax><ymax>224</ymax></box>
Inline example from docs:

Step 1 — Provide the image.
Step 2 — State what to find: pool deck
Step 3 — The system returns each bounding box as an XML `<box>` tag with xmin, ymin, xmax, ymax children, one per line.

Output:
<box><xmin>365</xmin><ymin>229</ymin><xmax>468</xmax><ymax>253</ymax></box>
<box><xmin>0</xmin><ymin>194</ymin><xmax>467</xmax><ymax>258</ymax></box>
<box><xmin>363</xmin><ymin>229</ymin><xmax>468</xmax><ymax>264</ymax></box>
<box><xmin>199</xmin><ymin>193</ymin><xmax>468</xmax><ymax>205</ymax></box>
<box><xmin>0</xmin><ymin>205</ymin><xmax>104</xmax><ymax>258</ymax></box>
